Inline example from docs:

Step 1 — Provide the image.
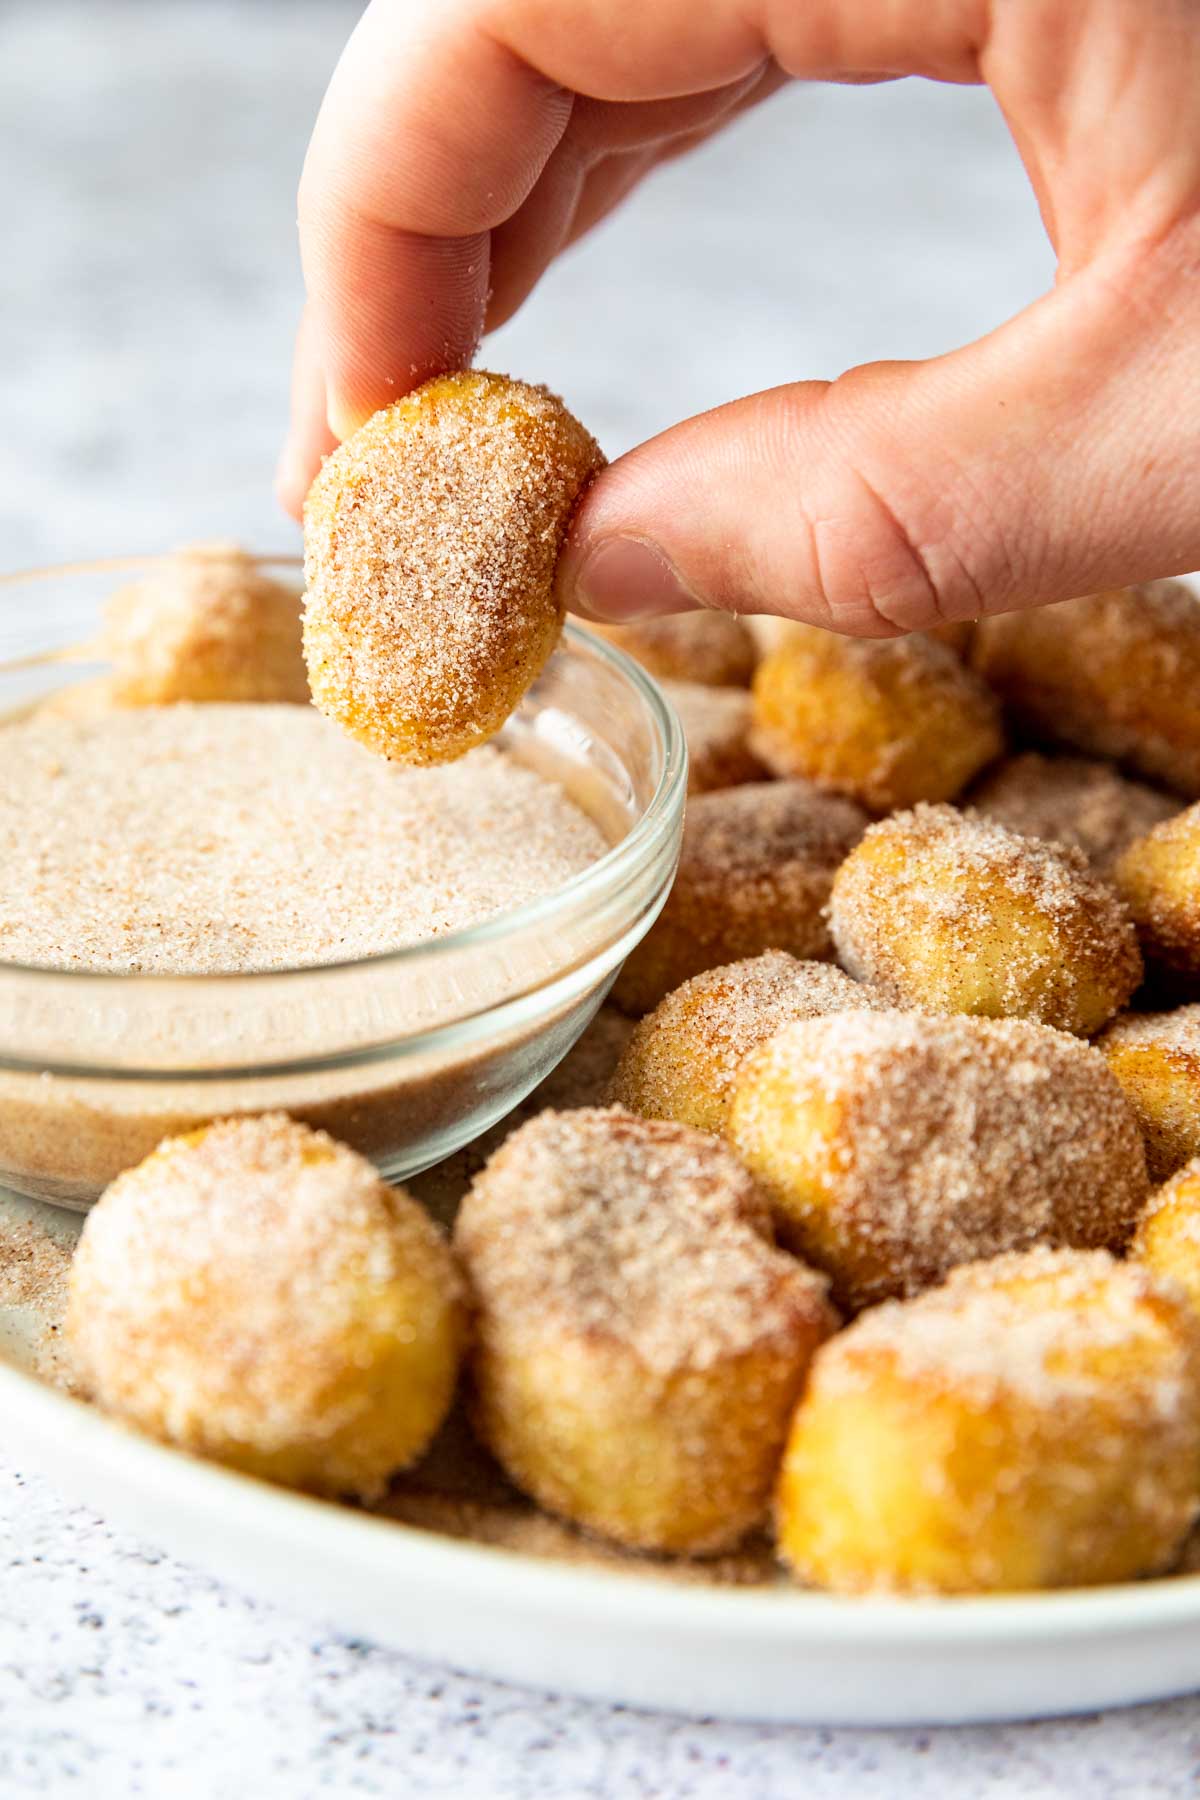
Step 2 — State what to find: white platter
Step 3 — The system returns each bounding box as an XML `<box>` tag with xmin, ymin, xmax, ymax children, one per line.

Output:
<box><xmin>5</xmin><ymin>1185</ymin><xmax>1200</xmax><ymax>1728</ymax></box>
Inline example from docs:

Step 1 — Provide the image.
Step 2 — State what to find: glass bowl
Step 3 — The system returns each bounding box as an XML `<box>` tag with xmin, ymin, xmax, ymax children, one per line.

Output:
<box><xmin>0</xmin><ymin>556</ymin><xmax>686</xmax><ymax>1208</ymax></box>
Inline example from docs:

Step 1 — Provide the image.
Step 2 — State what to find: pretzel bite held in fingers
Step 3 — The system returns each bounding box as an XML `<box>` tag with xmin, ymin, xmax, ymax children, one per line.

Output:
<box><xmin>454</xmin><ymin>1107</ymin><xmax>834</xmax><ymax>1554</ymax></box>
<box><xmin>303</xmin><ymin>371</ymin><xmax>603</xmax><ymax>765</ymax></box>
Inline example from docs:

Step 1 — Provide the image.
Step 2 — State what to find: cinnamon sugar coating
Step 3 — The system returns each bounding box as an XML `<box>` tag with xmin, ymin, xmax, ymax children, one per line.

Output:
<box><xmin>1114</xmin><ymin>801</ymin><xmax>1200</xmax><ymax>979</ymax></box>
<box><xmin>609</xmin><ymin>951</ymin><xmax>882</xmax><ymax>1134</ymax></box>
<box><xmin>586</xmin><ymin>612</ymin><xmax>756</xmax><ymax>687</ymax></box>
<box><xmin>612</xmin><ymin>779</ymin><xmax>867</xmax><ymax>1015</ymax></box>
<box><xmin>0</xmin><ymin>705</ymin><xmax>605</xmax><ymax>974</ymax></box>
<box><xmin>750</xmin><ymin>624</ymin><xmax>1002</xmax><ymax>813</ymax></box>
<box><xmin>303</xmin><ymin>371</ymin><xmax>604</xmax><ymax>765</ymax></box>
<box><xmin>66</xmin><ymin>1114</ymin><xmax>466</xmax><ymax>1499</ymax></box>
<box><xmin>777</xmin><ymin>1247</ymin><xmax>1200</xmax><ymax>1593</ymax></box>
<box><xmin>968</xmin><ymin>751</ymin><xmax>1178</xmax><ymax>877</ymax></box>
<box><xmin>1098</xmin><ymin>1006</ymin><xmax>1200</xmax><ymax>1182</ymax></box>
<box><xmin>727</xmin><ymin>1011</ymin><xmax>1149</xmax><ymax>1312</ymax></box>
<box><xmin>454</xmin><ymin>1106</ymin><xmax>834</xmax><ymax>1553</ymax></box>
<box><xmin>972</xmin><ymin>581</ymin><xmax>1200</xmax><ymax>798</ymax></box>
<box><xmin>659</xmin><ymin>680</ymin><xmax>765</xmax><ymax>794</ymax></box>
<box><xmin>830</xmin><ymin>804</ymin><xmax>1142</xmax><ymax>1036</ymax></box>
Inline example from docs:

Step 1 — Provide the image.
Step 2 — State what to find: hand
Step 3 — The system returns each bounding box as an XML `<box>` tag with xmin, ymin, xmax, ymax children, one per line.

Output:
<box><xmin>278</xmin><ymin>0</ymin><xmax>1200</xmax><ymax>636</ymax></box>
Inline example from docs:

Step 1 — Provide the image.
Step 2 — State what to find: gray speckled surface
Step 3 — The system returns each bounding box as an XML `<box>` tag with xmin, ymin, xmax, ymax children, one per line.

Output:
<box><xmin>2</xmin><ymin>3</ymin><xmax>1198</xmax><ymax>1792</ymax></box>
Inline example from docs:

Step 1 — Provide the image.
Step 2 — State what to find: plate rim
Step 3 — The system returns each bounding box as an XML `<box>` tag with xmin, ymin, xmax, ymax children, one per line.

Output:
<box><xmin>7</xmin><ymin>1350</ymin><xmax>1200</xmax><ymax>1649</ymax></box>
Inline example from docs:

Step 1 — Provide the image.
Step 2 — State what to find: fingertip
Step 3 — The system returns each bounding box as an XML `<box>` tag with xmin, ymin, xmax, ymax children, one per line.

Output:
<box><xmin>558</xmin><ymin>532</ymin><xmax>700</xmax><ymax>623</ymax></box>
<box><xmin>274</xmin><ymin>441</ymin><xmax>316</xmax><ymax>522</ymax></box>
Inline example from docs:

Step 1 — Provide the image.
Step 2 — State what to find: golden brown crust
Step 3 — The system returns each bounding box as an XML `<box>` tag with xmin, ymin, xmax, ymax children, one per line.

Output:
<box><xmin>829</xmin><ymin>804</ymin><xmax>1143</xmax><ymax>1036</ymax></box>
<box><xmin>1134</xmin><ymin>1158</ymin><xmax>1200</xmax><ymax>1315</ymax></box>
<box><xmin>727</xmin><ymin>1011</ymin><xmax>1149</xmax><ymax>1312</ymax></box>
<box><xmin>1097</xmin><ymin>1006</ymin><xmax>1200</xmax><ymax>1182</ymax></box>
<box><xmin>587</xmin><ymin>612</ymin><xmax>757</xmax><ymax>687</ymax></box>
<box><xmin>609</xmin><ymin>952</ymin><xmax>882</xmax><ymax>1134</ymax></box>
<box><xmin>1114</xmin><ymin>801</ymin><xmax>1200</xmax><ymax>978</ymax></box>
<box><xmin>612</xmin><ymin>779</ymin><xmax>868</xmax><ymax>1014</ymax></box>
<box><xmin>972</xmin><ymin>582</ymin><xmax>1200</xmax><ymax>798</ymax></box>
<box><xmin>303</xmin><ymin>371</ymin><xmax>604</xmax><ymax>765</ymax></box>
<box><xmin>777</xmin><ymin>1247</ymin><xmax>1200</xmax><ymax>1593</ymax></box>
<box><xmin>749</xmin><ymin>624</ymin><xmax>1002</xmax><ymax>813</ymax></box>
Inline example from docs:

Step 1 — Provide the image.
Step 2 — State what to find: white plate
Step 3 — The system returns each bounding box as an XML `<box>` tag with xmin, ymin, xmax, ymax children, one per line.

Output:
<box><xmin>5</xmin><ymin>1186</ymin><xmax>1200</xmax><ymax>1728</ymax></box>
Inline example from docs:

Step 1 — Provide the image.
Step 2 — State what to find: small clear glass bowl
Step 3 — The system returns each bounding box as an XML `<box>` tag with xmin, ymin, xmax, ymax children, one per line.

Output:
<box><xmin>0</xmin><ymin>556</ymin><xmax>686</xmax><ymax>1208</ymax></box>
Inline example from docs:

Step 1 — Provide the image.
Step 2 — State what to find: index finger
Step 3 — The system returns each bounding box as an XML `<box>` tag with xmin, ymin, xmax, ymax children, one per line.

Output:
<box><xmin>298</xmin><ymin>0</ymin><xmax>984</xmax><ymax>437</ymax></box>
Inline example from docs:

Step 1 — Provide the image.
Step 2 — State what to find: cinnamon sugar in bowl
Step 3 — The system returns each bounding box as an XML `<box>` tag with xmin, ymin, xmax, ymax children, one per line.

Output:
<box><xmin>0</xmin><ymin>556</ymin><xmax>685</xmax><ymax>1207</ymax></box>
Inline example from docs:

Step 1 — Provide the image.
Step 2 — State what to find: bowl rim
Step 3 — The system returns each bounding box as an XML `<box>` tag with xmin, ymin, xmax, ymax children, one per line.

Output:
<box><xmin>0</xmin><ymin>553</ymin><xmax>688</xmax><ymax>989</ymax></box>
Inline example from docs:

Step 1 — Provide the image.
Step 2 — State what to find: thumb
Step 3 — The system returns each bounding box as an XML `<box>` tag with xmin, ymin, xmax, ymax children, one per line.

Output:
<box><xmin>557</xmin><ymin>236</ymin><xmax>1200</xmax><ymax>636</ymax></box>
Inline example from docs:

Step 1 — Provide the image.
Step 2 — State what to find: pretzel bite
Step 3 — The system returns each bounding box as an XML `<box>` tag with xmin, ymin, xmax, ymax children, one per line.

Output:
<box><xmin>660</xmin><ymin>680</ymin><xmax>766</xmax><ymax>794</ymax></box>
<box><xmin>588</xmin><ymin>611</ymin><xmax>757</xmax><ymax>687</ymax></box>
<box><xmin>67</xmin><ymin>1115</ymin><xmax>465</xmax><ymax>1498</ymax></box>
<box><xmin>1098</xmin><ymin>1007</ymin><xmax>1200</xmax><ymax>1182</ymax></box>
<box><xmin>1114</xmin><ymin>801</ymin><xmax>1200</xmax><ymax>979</ymax></box>
<box><xmin>747</xmin><ymin>618</ymin><xmax>974</xmax><ymax>660</ymax></box>
<box><xmin>1134</xmin><ymin>1159</ymin><xmax>1200</xmax><ymax>1315</ymax></box>
<box><xmin>303</xmin><ymin>371</ymin><xmax>603</xmax><ymax>764</ymax></box>
<box><xmin>972</xmin><ymin>581</ymin><xmax>1200</xmax><ymax>798</ymax></box>
<box><xmin>454</xmin><ymin>1107</ymin><xmax>834</xmax><ymax>1553</ymax></box>
<box><xmin>98</xmin><ymin>543</ymin><xmax>309</xmax><ymax>706</ymax></box>
<box><xmin>609</xmin><ymin>951</ymin><xmax>882</xmax><ymax>1134</ymax></box>
<box><xmin>612</xmin><ymin>780</ymin><xmax>867</xmax><ymax>1014</ymax></box>
<box><xmin>968</xmin><ymin>751</ymin><xmax>1178</xmax><ymax>877</ymax></box>
<box><xmin>830</xmin><ymin>804</ymin><xmax>1142</xmax><ymax>1035</ymax></box>
<box><xmin>727</xmin><ymin>1011</ymin><xmax>1148</xmax><ymax>1312</ymax></box>
<box><xmin>749</xmin><ymin>624</ymin><xmax>1002</xmax><ymax>812</ymax></box>
<box><xmin>777</xmin><ymin>1248</ymin><xmax>1200</xmax><ymax>1593</ymax></box>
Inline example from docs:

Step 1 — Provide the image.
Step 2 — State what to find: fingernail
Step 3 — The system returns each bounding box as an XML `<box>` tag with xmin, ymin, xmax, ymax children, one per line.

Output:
<box><xmin>274</xmin><ymin>441</ymin><xmax>311</xmax><ymax>516</ymax></box>
<box><xmin>327</xmin><ymin>394</ymin><xmax>370</xmax><ymax>443</ymax></box>
<box><xmin>567</xmin><ymin>536</ymin><xmax>699</xmax><ymax>622</ymax></box>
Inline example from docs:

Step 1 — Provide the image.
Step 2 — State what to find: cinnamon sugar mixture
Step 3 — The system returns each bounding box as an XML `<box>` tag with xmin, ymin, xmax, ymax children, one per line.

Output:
<box><xmin>0</xmin><ymin>704</ymin><xmax>607</xmax><ymax>973</ymax></box>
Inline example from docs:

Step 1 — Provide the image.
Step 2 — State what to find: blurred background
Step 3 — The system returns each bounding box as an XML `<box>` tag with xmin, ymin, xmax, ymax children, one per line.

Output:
<box><xmin>0</xmin><ymin>0</ymin><xmax>1055</xmax><ymax>570</ymax></box>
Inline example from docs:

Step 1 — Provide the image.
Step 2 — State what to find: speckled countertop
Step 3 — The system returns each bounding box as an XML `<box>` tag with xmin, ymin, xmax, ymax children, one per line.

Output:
<box><xmin>2</xmin><ymin>4</ymin><xmax>1199</xmax><ymax>1793</ymax></box>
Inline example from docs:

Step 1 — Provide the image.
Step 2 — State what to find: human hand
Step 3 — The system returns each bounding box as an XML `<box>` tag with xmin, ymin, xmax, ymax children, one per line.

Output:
<box><xmin>278</xmin><ymin>0</ymin><xmax>1200</xmax><ymax>636</ymax></box>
